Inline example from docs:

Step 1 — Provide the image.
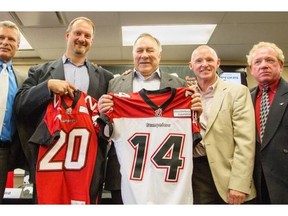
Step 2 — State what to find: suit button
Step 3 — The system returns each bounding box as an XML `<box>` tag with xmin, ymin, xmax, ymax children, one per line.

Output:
<box><xmin>283</xmin><ymin>149</ymin><xmax>288</xmax><ymax>154</ymax></box>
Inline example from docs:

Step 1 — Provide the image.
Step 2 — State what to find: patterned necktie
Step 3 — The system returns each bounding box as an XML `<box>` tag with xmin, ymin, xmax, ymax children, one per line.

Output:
<box><xmin>0</xmin><ymin>63</ymin><xmax>9</xmax><ymax>133</ymax></box>
<box><xmin>260</xmin><ymin>87</ymin><xmax>270</xmax><ymax>142</ymax></box>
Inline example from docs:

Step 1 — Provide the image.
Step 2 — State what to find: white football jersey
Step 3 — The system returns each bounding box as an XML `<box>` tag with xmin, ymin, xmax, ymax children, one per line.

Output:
<box><xmin>105</xmin><ymin>87</ymin><xmax>194</xmax><ymax>204</ymax></box>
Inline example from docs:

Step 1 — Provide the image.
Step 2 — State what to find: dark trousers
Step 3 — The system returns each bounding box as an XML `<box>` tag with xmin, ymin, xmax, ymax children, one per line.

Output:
<box><xmin>192</xmin><ymin>156</ymin><xmax>226</xmax><ymax>204</ymax></box>
<box><xmin>259</xmin><ymin>170</ymin><xmax>271</xmax><ymax>204</ymax></box>
<box><xmin>110</xmin><ymin>190</ymin><xmax>123</xmax><ymax>204</ymax></box>
<box><xmin>104</xmin><ymin>144</ymin><xmax>123</xmax><ymax>204</ymax></box>
<box><xmin>0</xmin><ymin>147</ymin><xmax>9</xmax><ymax>204</ymax></box>
<box><xmin>192</xmin><ymin>156</ymin><xmax>257</xmax><ymax>204</ymax></box>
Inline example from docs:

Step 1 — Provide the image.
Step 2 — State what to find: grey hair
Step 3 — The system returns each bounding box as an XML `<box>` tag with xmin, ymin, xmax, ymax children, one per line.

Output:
<box><xmin>133</xmin><ymin>33</ymin><xmax>162</xmax><ymax>53</ymax></box>
<box><xmin>246</xmin><ymin>41</ymin><xmax>284</xmax><ymax>65</ymax></box>
<box><xmin>0</xmin><ymin>20</ymin><xmax>21</xmax><ymax>45</ymax></box>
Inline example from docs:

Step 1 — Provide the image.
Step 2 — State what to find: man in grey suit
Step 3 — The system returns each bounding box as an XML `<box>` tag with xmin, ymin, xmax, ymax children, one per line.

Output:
<box><xmin>98</xmin><ymin>33</ymin><xmax>202</xmax><ymax>204</ymax></box>
<box><xmin>14</xmin><ymin>17</ymin><xmax>114</xmax><ymax>204</ymax></box>
<box><xmin>248</xmin><ymin>42</ymin><xmax>288</xmax><ymax>204</ymax></box>
<box><xmin>0</xmin><ymin>20</ymin><xmax>29</xmax><ymax>204</ymax></box>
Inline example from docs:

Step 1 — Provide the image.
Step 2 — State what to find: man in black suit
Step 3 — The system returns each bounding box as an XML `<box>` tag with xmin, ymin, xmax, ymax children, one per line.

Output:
<box><xmin>247</xmin><ymin>41</ymin><xmax>288</xmax><ymax>204</ymax></box>
<box><xmin>14</xmin><ymin>17</ymin><xmax>114</xmax><ymax>204</ymax></box>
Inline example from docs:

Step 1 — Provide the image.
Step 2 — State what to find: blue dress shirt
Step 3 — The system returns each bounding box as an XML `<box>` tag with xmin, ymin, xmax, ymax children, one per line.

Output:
<box><xmin>0</xmin><ymin>60</ymin><xmax>18</xmax><ymax>142</ymax></box>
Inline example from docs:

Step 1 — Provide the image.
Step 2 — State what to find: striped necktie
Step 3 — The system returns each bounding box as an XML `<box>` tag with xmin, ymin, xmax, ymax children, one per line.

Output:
<box><xmin>260</xmin><ymin>87</ymin><xmax>270</xmax><ymax>142</ymax></box>
<box><xmin>0</xmin><ymin>63</ymin><xmax>9</xmax><ymax>133</ymax></box>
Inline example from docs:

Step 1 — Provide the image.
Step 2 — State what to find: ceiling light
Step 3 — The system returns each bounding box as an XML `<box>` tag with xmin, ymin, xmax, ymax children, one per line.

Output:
<box><xmin>19</xmin><ymin>32</ymin><xmax>33</xmax><ymax>50</ymax></box>
<box><xmin>122</xmin><ymin>24</ymin><xmax>216</xmax><ymax>46</ymax></box>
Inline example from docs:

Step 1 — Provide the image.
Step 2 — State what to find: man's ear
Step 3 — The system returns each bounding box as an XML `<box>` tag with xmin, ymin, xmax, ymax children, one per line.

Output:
<box><xmin>217</xmin><ymin>58</ymin><xmax>221</xmax><ymax>68</ymax></box>
<box><xmin>188</xmin><ymin>62</ymin><xmax>193</xmax><ymax>70</ymax></box>
<box><xmin>65</xmin><ymin>31</ymin><xmax>70</xmax><ymax>41</ymax></box>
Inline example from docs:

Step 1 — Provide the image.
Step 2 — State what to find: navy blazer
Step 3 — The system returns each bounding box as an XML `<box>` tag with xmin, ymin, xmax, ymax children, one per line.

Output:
<box><xmin>250</xmin><ymin>77</ymin><xmax>288</xmax><ymax>203</ymax></box>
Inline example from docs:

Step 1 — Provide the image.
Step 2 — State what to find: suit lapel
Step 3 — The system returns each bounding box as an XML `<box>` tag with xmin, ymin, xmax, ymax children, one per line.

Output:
<box><xmin>261</xmin><ymin>78</ymin><xmax>288</xmax><ymax>149</ymax></box>
<box><xmin>250</xmin><ymin>87</ymin><xmax>257</xmax><ymax>103</ymax></box>
<box><xmin>250</xmin><ymin>87</ymin><xmax>261</xmax><ymax>144</ymax></box>
<box><xmin>50</xmin><ymin>59</ymin><xmax>65</xmax><ymax>80</ymax></box>
<box><xmin>205</xmin><ymin>80</ymin><xmax>226</xmax><ymax>135</ymax></box>
<box><xmin>119</xmin><ymin>73</ymin><xmax>134</xmax><ymax>92</ymax></box>
<box><xmin>160</xmin><ymin>72</ymin><xmax>173</xmax><ymax>89</ymax></box>
<box><xmin>86</xmin><ymin>62</ymin><xmax>99</xmax><ymax>98</ymax></box>
<box><xmin>14</xmin><ymin>69</ymin><xmax>26</xmax><ymax>88</ymax></box>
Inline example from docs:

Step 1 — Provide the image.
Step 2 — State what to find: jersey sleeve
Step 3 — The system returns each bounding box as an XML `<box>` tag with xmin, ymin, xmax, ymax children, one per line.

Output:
<box><xmin>28</xmin><ymin>95</ymin><xmax>61</xmax><ymax>146</ymax></box>
<box><xmin>97</xmin><ymin>113</ymin><xmax>113</xmax><ymax>140</ymax></box>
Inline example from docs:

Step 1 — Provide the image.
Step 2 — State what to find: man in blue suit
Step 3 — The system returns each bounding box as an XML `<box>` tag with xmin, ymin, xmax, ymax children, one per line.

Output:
<box><xmin>248</xmin><ymin>42</ymin><xmax>288</xmax><ymax>204</ymax></box>
<box><xmin>0</xmin><ymin>20</ymin><xmax>29</xmax><ymax>204</ymax></box>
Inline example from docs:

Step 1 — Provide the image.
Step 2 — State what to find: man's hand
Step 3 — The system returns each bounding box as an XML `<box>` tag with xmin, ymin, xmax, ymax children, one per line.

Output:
<box><xmin>185</xmin><ymin>76</ymin><xmax>197</xmax><ymax>87</ymax></box>
<box><xmin>48</xmin><ymin>79</ymin><xmax>78</xmax><ymax>98</ymax></box>
<box><xmin>98</xmin><ymin>94</ymin><xmax>114</xmax><ymax>114</ymax></box>
<box><xmin>122</xmin><ymin>69</ymin><xmax>133</xmax><ymax>75</ymax></box>
<box><xmin>191</xmin><ymin>92</ymin><xmax>203</xmax><ymax>117</ymax></box>
<box><xmin>227</xmin><ymin>189</ymin><xmax>246</xmax><ymax>204</ymax></box>
<box><xmin>185</xmin><ymin>76</ymin><xmax>202</xmax><ymax>116</ymax></box>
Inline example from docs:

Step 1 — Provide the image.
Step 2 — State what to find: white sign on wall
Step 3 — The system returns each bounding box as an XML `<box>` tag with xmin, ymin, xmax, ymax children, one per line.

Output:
<box><xmin>220</xmin><ymin>72</ymin><xmax>242</xmax><ymax>84</ymax></box>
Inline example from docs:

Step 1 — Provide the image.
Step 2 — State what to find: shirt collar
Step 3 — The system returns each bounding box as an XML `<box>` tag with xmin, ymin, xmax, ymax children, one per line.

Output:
<box><xmin>0</xmin><ymin>60</ymin><xmax>13</xmax><ymax>73</ymax></box>
<box><xmin>258</xmin><ymin>79</ymin><xmax>280</xmax><ymax>94</ymax></box>
<box><xmin>196</xmin><ymin>75</ymin><xmax>219</xmax><ymax>94</ymax></box>
<box><xmin>0</xmin><ymin>60</ymin><xmax>12</xmax><ymax>68</ymax></box>
<box><xmin>133</xmin><ymin>68</ymin><xmax>161</xmax><ymax>80</ymax></box>
<box><xmin>62</xmin><ymin>55</ymin><xmax>87</xmax><ymax>67</ymax></box>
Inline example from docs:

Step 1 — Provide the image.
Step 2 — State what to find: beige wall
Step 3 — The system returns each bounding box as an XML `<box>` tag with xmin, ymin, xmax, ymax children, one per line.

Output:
<box><xmin>13</xmin><ymin>63</ymin><xmax>288</xmax><ymax>89</ymax></box>
<box><xmin>13</xmin><ymin>65</ymin><xmax>31</xmax><ymax>75</ymax></box>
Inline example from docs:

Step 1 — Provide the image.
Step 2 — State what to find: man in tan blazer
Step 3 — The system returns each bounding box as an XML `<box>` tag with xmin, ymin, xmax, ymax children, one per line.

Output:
<box><xmin>189</xmin><ymin>45</ymin><xmax>256</xmax><ymax>204</ymax></box>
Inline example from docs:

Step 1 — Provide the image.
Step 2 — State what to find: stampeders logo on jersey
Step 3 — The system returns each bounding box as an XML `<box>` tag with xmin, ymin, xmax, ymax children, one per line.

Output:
<box><xmin>155</xmin><ymin>108</ymin><xmax>163</xmax><ymax>117</ymax></box>
<box><xmin>66</xmin><ymin>107</ymin><xmax>72</xmax><ymax>114</ymax></box>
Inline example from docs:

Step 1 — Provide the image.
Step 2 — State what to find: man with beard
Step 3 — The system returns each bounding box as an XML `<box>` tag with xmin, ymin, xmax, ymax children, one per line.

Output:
<box><xmin>14</xmin><ymin>17</ymin><xmax>114</xmax><ymax>204</ymax></box>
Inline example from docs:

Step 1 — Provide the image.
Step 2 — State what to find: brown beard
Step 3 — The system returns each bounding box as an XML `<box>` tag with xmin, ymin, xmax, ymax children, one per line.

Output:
<box><xmin>73</xmin><ymin>46</ymin><xmax>87</xmax><ymax>56</ymax></box>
